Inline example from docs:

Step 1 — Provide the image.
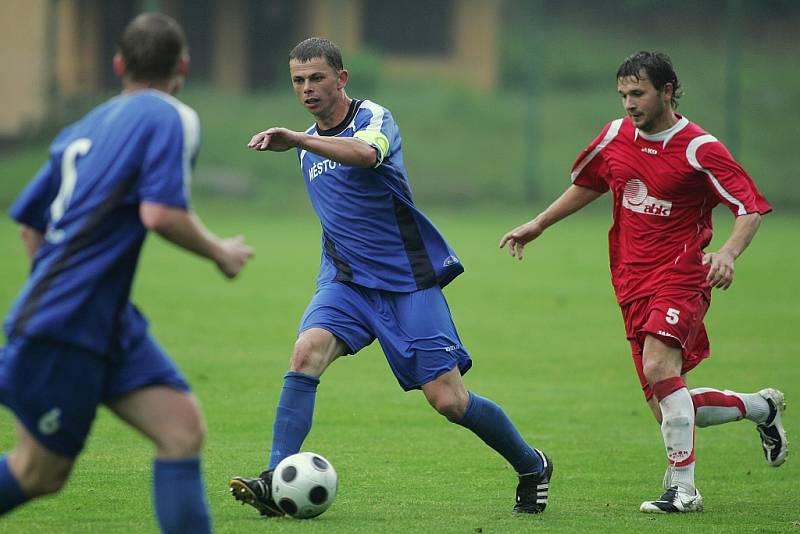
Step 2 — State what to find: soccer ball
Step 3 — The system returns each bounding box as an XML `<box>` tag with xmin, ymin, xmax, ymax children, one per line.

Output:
<box><xmin>271</xmin><ymin>452</ymin><xmax>338</xmax><ymax>518</ymax></box>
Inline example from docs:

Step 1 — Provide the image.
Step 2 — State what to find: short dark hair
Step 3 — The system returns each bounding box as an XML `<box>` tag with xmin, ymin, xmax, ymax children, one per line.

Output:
<box><xmin>616</xmin><ymin>51</ymin><xmax>683</xmax><ymax>108</ymax></box>
<box><xmin>119</xmin><ymin>12</ymin><xmax>187</xmax><ymax>82</ymax></box>
<box><xmin>289</xmin><ymin>37</ymin><xmax>343</xmax><ymax>72</ymax></box>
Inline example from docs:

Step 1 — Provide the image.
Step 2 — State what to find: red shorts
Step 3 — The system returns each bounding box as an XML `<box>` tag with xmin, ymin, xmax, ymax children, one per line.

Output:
<box><xmin>621</xmin><ymin>287</ymin><xmax>711</xmax><ymax>400</ymax></box>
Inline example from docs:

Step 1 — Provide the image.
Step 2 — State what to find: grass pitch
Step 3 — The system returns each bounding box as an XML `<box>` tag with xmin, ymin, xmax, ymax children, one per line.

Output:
<box><xmin>1</xmin><ymin>204</ymin><xmax>798</xmax><ymax>532</ymax></box>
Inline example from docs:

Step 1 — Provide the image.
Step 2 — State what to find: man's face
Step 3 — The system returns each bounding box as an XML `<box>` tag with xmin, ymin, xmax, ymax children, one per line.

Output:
<box><xmin>617</xmin><ymin>72</ymin><xmax>671</xmax><ymax>133</ymax></box>
<box><xmin>289</xmin><ymin>57</ymin><xmax>347</xmax><ymax>120</ymax></box>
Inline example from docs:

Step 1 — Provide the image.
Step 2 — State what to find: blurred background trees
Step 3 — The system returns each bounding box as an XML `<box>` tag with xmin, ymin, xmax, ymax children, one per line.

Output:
<box><xmin>1</xmin><ymin>0</ymin><xmax>797</xmax><ymax>209</ymax></box>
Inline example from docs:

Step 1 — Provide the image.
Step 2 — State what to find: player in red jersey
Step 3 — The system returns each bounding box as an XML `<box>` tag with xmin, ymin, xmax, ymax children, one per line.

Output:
<box><xmin>500</xmin><ymin>51</ymin><xmax>787</xmax><ymax>513</ymax></box>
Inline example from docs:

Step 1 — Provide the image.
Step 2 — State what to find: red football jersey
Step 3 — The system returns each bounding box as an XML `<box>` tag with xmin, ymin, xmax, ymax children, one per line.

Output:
<box><xmin>571</xmin><ymin>115</ymin><xmax>771</xmax><ymax>305</ymax></box>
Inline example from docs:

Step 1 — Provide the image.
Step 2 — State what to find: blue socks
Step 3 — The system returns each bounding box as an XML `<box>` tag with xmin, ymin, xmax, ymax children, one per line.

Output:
<box><xmin>265</xmin><ymin>375</ymin><xmax>542</xmax><ymax>477</ymax></box>
<box><xmin>153</xmin><ymin>457</ymin><xmax>211</xmax><ymax>534</ymax></box>
<box><xmin>456</xmin><ymin>392</ymin><xmax>544</xmax><ymax>475</ymax></box>
<box><xmin>268</xmin><ymin>371</ymin><xmax>320</xmax><ymax>470</ymax></box>
<box><xmin>0</xmin><ymin>455</ymin><xmax>27</xmax><ymax>516</ymax></box>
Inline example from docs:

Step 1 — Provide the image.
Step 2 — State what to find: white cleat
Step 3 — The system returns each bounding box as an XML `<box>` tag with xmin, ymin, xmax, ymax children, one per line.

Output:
<box><xmin>640</xmin><ymin>485</ymin><xmax>703</xmax><ymax>513</ymax></box>
<box><xmin>757</xmin><ymin>388</ymin><xmax>788</xmax><ymax>467</ymax></box>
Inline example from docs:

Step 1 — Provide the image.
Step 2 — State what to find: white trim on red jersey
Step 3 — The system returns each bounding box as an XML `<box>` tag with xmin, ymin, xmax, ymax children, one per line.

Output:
<box><xmin>685</xmin><ymin>134</ymin><xmax>747</xmax><ymax>216</ymax></box>
<box><xmin>635</xmin><ymin>116</ymin><xmax>690</xmax><ymax>148</ymax></box>
<box><xmin>570</xmin><ymin>118</ymin><xmax>623</xmax><ymax>183</ymax></box>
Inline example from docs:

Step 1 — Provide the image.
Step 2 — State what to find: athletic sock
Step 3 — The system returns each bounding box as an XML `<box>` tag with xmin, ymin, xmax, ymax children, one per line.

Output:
<box><xmin>671</xmin><ymin>463</ymin><xmax>696</xmax><ymax>494</ymax></box>
<box><xmin>691</xmin><ymin>387</ymin><xmax>746</xmax><ymax>427</ymax></box>
<box><xmin>653</xmin><ymin>377</ymin><xmax>696</xmax><ymax>493</ymax></box>
<box><xmin>739</xmin><ymin>392</ymin><xmax>771</xmax><ymax>424</ymax></box>
<box><xmin>0</xmin><ymin>455</ymin><xmax>27</xmax><ymax>515</ymax></box>
<box><xmin>456</xmin><ymin>392</ymin><xmax>544</xmax><ymax>475</ymax></box>
<box><xmin>691</xmin><ymin>388</ymin><xmax>770</xmax><ymax>426</ymax></box>
<box><xmin>152</xmin><ymin>457</ymin><xmax>211</xmax><ymax>534</ymax></box>
<box><xmin>268</xmin><ymin>371</ymin><xmax>320</xmax><ymax>470</ymax></box>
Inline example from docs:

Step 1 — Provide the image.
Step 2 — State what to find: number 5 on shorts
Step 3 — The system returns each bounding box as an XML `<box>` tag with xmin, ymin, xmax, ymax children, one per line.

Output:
<box><xmin>665</xmin><ymin>307</ymin><xmax>680</xmax><ymax>325</ymax></box>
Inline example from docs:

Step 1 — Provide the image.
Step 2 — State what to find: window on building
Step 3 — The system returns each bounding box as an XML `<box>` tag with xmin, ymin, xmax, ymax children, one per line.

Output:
<box><xmin>99</xmin><ymin>0</ymin><xmax>138</xmax><ymax>88</ymax></box>
<box><xmin>178</xmin><ymin>0</ymin><xmax>214</xmax><ymax>82</ymax></box>
<box><xmin>363</xmin><ymin>0</ymin><xmax>454</xmax><ymax>56</ymax></box>
<box><xmin>247</xmin><ymin>0</ymin><xmax>302</xmax><ymax>89</ymax></box>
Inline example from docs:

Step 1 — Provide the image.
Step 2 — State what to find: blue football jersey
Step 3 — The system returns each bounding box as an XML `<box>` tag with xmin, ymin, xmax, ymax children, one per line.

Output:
<box><xmin>4</xmin><ymin>90</ymin><xmax>200</xmax><ymax>355</ymax></box>
<box><xmin>300</xmin><ymin>99</ymin><xmax>463</xmax><ymax>292</ymax></box>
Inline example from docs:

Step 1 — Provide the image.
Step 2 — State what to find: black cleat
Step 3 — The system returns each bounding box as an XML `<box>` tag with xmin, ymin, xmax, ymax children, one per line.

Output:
<box><xmin>513</xmin><ymin>450</ymin><xmax>553</xmax><ymax>514</ymax></box>
<box><xmin>229</xmin><ymin>470</ymin><xmax>284</xmax><ymax>517</ymax></box>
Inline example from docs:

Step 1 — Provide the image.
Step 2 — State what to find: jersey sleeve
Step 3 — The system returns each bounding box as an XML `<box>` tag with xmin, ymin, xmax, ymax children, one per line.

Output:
<box><xmin>9</xmin><ymin>160</ymin><xmax>59</xmax><ymax>232</ymax></box>
<box><xmin>689</xmin><ymin>137</ymin><xmax>772</xmax><ymax>216</ymax></box>
<box><xmin>136</xmin><ymin>105</ymin><xmax>200</xmax><ymax>209</ymax></box>
<box><xmin>569</xmin><ymin>121</ymin><xmax>621</xmax><ymax>193</ymax></box>
<box><xmin>352</xmin><ymin>101</ymin><xmax>393</xmax><ymax>168</ymax></box>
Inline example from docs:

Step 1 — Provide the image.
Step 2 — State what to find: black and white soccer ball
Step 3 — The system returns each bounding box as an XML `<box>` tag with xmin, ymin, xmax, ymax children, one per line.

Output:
<box><xmin>271</xmin><ymin>452</ymin><xmax>338</xmax><ymax>518</ymax></box>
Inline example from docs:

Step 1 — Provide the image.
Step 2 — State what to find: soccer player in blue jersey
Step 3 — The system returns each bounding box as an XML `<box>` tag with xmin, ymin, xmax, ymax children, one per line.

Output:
<box><xmin>0</xmin><ymin>13</ymin><xmax>253</xmax><ymax>533</ymax></box>
<box><xmin>229</xmin><ymin>37</ymin><xmax>551</xmax><ymax>516</ymax></box>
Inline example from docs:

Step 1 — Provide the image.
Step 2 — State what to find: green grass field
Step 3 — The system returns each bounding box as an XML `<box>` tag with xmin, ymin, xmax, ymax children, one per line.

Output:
<box><xmin>1</xmin><ymin>201</ymin><xmax>798</xmax><ymax>532</ymax></box>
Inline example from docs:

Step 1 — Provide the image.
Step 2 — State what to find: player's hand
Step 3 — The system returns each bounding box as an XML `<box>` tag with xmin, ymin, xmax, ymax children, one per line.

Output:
<box><xmin>499</xmin><ymin>220</ymin><xmax>544</xmax><ymax>261</ymax></box>
<box><xmin>702</xmin><ymin>250</ymin><xmax>735</xmax><ymax>290</ymax></box>
<box><xmin>216</xmin><ymin>236</ymin><xmax>254</xmax><ymax>279</ymax></box>
<box><xmin>247</xmin><ymin>128</ymin><xmax>299</xmax><ymax>152</ymax></box>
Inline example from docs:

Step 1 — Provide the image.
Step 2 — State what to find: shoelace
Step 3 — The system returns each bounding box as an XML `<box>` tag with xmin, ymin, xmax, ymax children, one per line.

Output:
<box><xmin>659</xmin><ymin>487</ymin><xmax>678</xmax><ymax>502</ymax></box>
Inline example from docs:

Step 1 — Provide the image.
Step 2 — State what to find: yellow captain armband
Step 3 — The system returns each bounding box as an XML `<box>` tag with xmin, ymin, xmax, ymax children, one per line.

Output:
<box><xmin>354</xmin><ymin>130</ymin><xmax>390</xmax><ymax>167</ymax></box>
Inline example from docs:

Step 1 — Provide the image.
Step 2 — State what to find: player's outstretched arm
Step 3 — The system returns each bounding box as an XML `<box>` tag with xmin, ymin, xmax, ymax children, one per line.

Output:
<box><xmin>140</xmin><ymin>202</ymin><xmax>254</xmax><ymax>279</ymax></box>
<box><xmin>248</xmin><ymin>127</ymin><xmax>377</xmax><ymax>168</ymax></box>
<box><xmin>248</xmin><ymin>127</ymin><xmax>299</xmax><ymax>152</ymax></box>
<box><xmin>499</xmin><ymin>185</ymin><xmax>602</xmax><ymax>260</ymax></box>
<box><xmin>702</xmin><ymin>212</ymin><xmax>761</xmax><ymax>290</ymax></box>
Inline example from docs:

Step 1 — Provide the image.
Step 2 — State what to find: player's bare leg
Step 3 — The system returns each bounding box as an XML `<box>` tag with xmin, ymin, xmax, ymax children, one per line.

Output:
<box><xmin>6</xmin><ymin>422</ymin><xmax>74</xmax><ymax>499</ymax></box>
<box><xmin>640</xmin><ymin>336</ymin><xmax>703</xmax><ymax>513</ymax></box>
<box><xmin>109</xmin><ymin>386</ymin><xmax>206</xmax><ymax>459</ymax></box>
<box><xmin>109</xmin><ymin>386</ymin><xmax>211</xmax><ymax>532</ymax></box>
<box><xmin>421</xmin><ymin>366</ymin><xmax>470</xmax><ymax>421</ymax></box>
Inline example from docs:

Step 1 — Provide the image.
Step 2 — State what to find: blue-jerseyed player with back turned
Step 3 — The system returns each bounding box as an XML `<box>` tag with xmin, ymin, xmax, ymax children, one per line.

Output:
<box><xmin>0</xmin><ymin>13</ymin><xmax>253</xmax><ymax>533</ymax></box>
<box><xmin>229</xmin><ymin>37</ymin><xmax>552</xmax><ymax>516</ymax></box>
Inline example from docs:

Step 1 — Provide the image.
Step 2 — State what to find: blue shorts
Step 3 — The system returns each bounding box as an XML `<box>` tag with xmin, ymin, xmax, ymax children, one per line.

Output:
<box><xmin>0</xmin><ymin>333</ymin><xmax>189</xmax><ymax>457</ymax></box>
<box><xmin>299</xmin><ymin>282</ymin><xmax>472</xmax><ymax>391</ymax></box>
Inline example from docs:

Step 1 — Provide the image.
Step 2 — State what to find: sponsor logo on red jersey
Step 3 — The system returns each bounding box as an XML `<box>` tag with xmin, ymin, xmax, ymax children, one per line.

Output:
<box><xmin>622</xmin><ymin>179</ymin><xmax>672</xmax><ymax>217</ymax></box>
